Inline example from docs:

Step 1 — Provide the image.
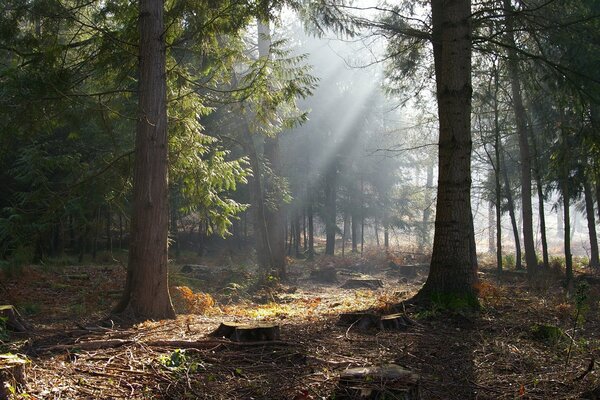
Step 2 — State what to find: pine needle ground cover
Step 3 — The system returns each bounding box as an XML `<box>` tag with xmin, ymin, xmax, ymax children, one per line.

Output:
<box><xmin>1</xmin><ymin>254</ymin><xmax>598</xmax><ymax>399</ymax></box>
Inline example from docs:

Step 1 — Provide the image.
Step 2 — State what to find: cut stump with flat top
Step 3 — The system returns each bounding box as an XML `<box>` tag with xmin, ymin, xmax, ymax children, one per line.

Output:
<box><xmin>341</xmin><ymin>279</ymin><xmax>383</xmax><ymax>290</ymax></box>
<box><xmin>0</xmin><ymin>305</ymin><xmax>30</xmax><ymax>332</ymax></box>
<box><xmin>336</xmin><ymin>364</ymin><xmax>420</xmax><ymax>399</ymax></box>
<box><xmin>378</xmin><ymin>314</ymin><xmax>414</xmax><ymax>331</ymax></box>
<box><xmin>0</xmin><ymin>354</ymin><xmax>28</xmax><ymax>400</ymax></box>
<box><xmin>209</xmin><ymin>322</ymin><xmax>280</xmax><ymax>342</ymax></box>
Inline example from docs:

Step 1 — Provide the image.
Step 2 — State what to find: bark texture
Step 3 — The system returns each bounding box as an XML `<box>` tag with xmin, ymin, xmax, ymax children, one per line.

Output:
<box><xmin>503</xmin><ymin>0</ymin><xmax>537</xmax><ymax>274</ymax></box>
<box><xmin>583</xmin><ymin>176</ymin><xmax>599</xmax><ymax>268</ymax></box>
<box><xmin>418</xmin><ymin>0</ymin><xmax>478</xmax><ymax>304</ymax></box>
<box><xmin>114</xmin><ymin>0</ymin><xmax>175</xmax><ymax>319</ymax></box>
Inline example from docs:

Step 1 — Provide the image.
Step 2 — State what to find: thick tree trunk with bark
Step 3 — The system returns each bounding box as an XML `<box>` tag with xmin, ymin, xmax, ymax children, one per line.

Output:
<box><xmin>113</xmin><ymin>0</ymin><xmax>175</xmax><ymax>319</ymax></box>
<box><xmin>417</xmin><ymin>0</ymin><xmax>478</xmax><ymax>305</ymax></box>
<box><xmin>503</xmin><ymin>0</ymin><xmax>537</xmax><ymax>274</ymax></box>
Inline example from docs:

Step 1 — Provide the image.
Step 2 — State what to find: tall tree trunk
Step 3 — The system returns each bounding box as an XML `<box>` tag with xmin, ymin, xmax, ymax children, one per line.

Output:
<box><xmin>418</xmin><ymin>0</ymin><xmax>478</xmax><ymax>304</ymax></box>
<box><xmin>493</xmin><ymin>76</ymin><xmax>503</xmax><ymax>272</ymax></box>
<box><xmin>562</xmin><ymin>183</ymin><xmax>573</xmax><ymax>285</ymax></box>
<box><xmin>502</xmin><ymin>150</ymin><xmax>522</xmax><ymax>270</ymax></box>
<box><xmin>342</xmin><ymin>211</ymin><xmax>349</xmax><ymax>256</ymax></box>
<box><xmin>557</xmin><ymin>203</ymin><xmax>564</xmax><ymax>238</ymax></box>
<box><xmin>529</xmin><ymin>118</ymin><xmax>549</xmax><ymax>269</ymax></box>
<box><xmin>351</xmin><ymin>213</ymin><xmax>359</xmax><ymax>252</ymax></box>
<box><xmin>247</xmin><ymin>139</ymin><xmax>272</xmax><ymax>269</ymax></box>
<box><xmin>324</xmin><ymin>164</ymin><xmax>337</xmax><ymax>256</ymax></box>
<box><xmin>264</xmin><ymin>137</ymin><xmax>287</xmax><ymax>277</ymax></box>
<box><xmin>384</xmin><ymin>225</ymin><xmax>389</xmax><ymax>249</ymax></box>
<box><xmin>488</xmin><ymin>201</ymin><xmax>495</xmax><ymax>254</ymax></box>
<box><xmin>421</xmin><ymin>163</ymin><xmax>434</xmax><ymax>249</ymax></box>
<box><xmin>583</xmin><ymin>176</ymin><xmax>600</xmax><ymax>269</ymax></box>
<box><xmin>106</xmin><ymin>206</ymin><xmax>112</xmax><ymax>252</ymax></box>
<box><xmin>503</xmin><ymin>0</ymin><xmax>537</xmax><ymax>275</ymax></box>
<box><xmin>114</xmin><ymin>0</ymin><xmax>175</xmax><ymax>319</ymax></box>
<box><xmin>307</xmin><ymin>202</ymin><xmax>314</xmax><ymax>259</ymax></box>
<box><xmin>259</xmin><ymin>19</ymin><xmax>287</xmax><ymax>278</ymax></box>
<box><xmin>170</xmin><ymin>188</ymin><xmax>180</xmax><ymax>258</ymax></box>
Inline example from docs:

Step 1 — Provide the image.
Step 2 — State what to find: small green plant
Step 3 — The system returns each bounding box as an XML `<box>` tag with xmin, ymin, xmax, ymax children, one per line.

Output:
<box><xmin>566</xmin><ymin>281</ymin><xmax>590</xmax><ymax>366</ymax></box>
<box><xmin>503</xmin><ymin>254</ymin><xmax>515</xmax><ymax>269</ymax></box>
<box><xmin>159</xmin><ymin>349</ymin><xmax>187</xmax><ymax>370</ymax></box>
<box><xmin>0</xmin><ymin>316</ymin><xmax>9</xmax><ymax>341</ymax></box>
<box><xmin>21</xmin><ymin>303</ymin><xmax>40</xmax><ymax>316</ymax></box>
<box><xmin>0</xmin><ymin>245</ymin><xmax>33</xmax><ymax>277</ymax></box>
<box><xmin>531</xmin><ymin>324</ymin><xmax>565</xmax><ymax>345</ymax></box>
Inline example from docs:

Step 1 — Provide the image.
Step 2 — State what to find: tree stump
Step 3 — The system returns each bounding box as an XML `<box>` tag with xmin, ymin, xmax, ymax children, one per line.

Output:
<box><xmin>209</xmin><ymin>322</ymin><xmax>281</xmax><ymax>342</ymax></box>
<box><xmin>0</xmin><ymin>354</ymin><xmax>28</xmax><ymax>400</ymax></box>
<box><xmin>378</xmin><ymin>314</ymin><xmax>414</xmax><ymax>331</ymax></box>
<box><xmin>0</xmin><ymin>306</ymin><xmax>30</xmax><ymax>333</ymax></box>
<box><xmin>338</xmin><ymin>313</ymin><xmax>380</xmax><ymax>331</ymax></box>
<box><xmin>233</xmin><ymin>324</ymin><xmax>280</xmax><ymax>342</ymax></box>
<box><xmin>310</xmin><ymin>267</ymin><xmax>338</xmax><ymax>283</ymax></box>
<box><xmin>336</xmin><ymin>364</ymin><xmax>420</xmax><ymax>399</ymax></box>
<box><xmin>209</xmin><ymin>322</ymin><xmax>245</xmax><ymax>339</ymax></box>
<box><xmin>341</xmin><ymin>279</ymin><xmax>383</xmax><ymax>290</ymax></box>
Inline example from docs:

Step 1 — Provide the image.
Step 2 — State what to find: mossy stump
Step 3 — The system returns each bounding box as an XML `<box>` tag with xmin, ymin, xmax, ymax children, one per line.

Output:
<box><xmin>341</xmin><ymin>279</ymin><xmax>383</xmax><ymax>290</ymax></box>
<box><xmin>336</xmin><ymin>364</ymin><xmax>420</xmax><ymax>399</ymax></box>
<box><xmin>209</xmin><ymin>322</ymin><xmax>280</xmax><ymax>342</ymax></box>
<box><xmin>0</xmin><ymin>354</ymin><xmax>28</xmax><ymax>400</ymax></box>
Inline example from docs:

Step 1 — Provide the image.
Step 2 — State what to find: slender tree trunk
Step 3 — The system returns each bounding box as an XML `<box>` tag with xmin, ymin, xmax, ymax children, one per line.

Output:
<box><xmin>360</xmin><ymin>176</ymin><xmax>364</xmax><ymax>255</ymax></box>
<box><xmin>488</xmin><ymin>201</ymin><xmax>495</xmax><ymax>254</ymax></box>
<box><xmin>342</xmin><ymin>212</ymin><xmax>348</xmax><ymax>256</ymax></box>
<box><xmin>118</xmin><ymin>213</ymin><xmax>123</xmax><ymax>250</ymax></box>
<box><xmin>114</xmin><ymin>0</ymin><xmax>175</xmax><ymax>319</ymax></box>
<box><xmin>418</xmin><ymin>0</ymin><xmax>478</xmax><ymax>304</ymax></box>
<box><xmin>421</xmin><ymin>163</ymin><xmax>434</xmax><ymax>249</ymax></box>
<box><xmin>351</xmin><ymin>213</ymin><xmax>359</xmax><ymax>253</ymax></box>
<box><xmin>375</xmin><ymin>222</ymin><xmax>380</xmax><ymax>247</ymax></box>
<box><xmin>247</xmin><ymin>139</ymin><xmax>272</xmax><ymax>269</ymax></box>
<box><xmin>384</xmin><ymin>225</ymin><xmax>389</xmax><ymax>249</ymax></box>
<box><xmin>503</xmin><ymin>0</ymin><xmax>537</xmax><ymax>275</ymax></box>
<box><xmin>557</xmin><ymin>203</ymin><xmax>564</xmax><ymax>238</ymax></box>
<box><xmin>259</xmin><ymin>19</ymin><xmax>287</xmax><ymax>279</ymax></box>
<box><xmin>562</xmin><ymin>183</ymin><xmax>573</xmax><ymax>284</ymax></box>
<box><xmin>324</xmin><ymin>165</ymin><xmax>337</xmax><ymax>256</ymax></box>
<box><xmin>529</xmin><ymin>118</ymin><xmax>549</xmax><ymax>269</ymax></box>
<box><xmin>493</xmin><ymin>80</ymin><xmax>503</xmax><ymax>272</ymax></box>
<box><xmin>303</xmin><ymin>210</ymin><xmax>307</xmax><ymax>251</ymax></box>
<box><xmin>307</xmin><ymin>202</ymin><xmax>314</xmax><ymax>259</ymax></box>
<box><xmin>502</xmin><ymin>153</ymin><xmax>522</xmax><ymax>270</ymax></box>
<box><xmin>170</xmin><ymin>188</ymin><xmax>180</xmax><ymax>258</ymax></box>
<box><xmin>106</xmin><ymin>206</ymin><xmax>112</xmax><ymax>252</ymax></box>
<box><xmin>583</xmin><ymin>176</ymin><xmax>600</xmax><ymax>269</ymax></box>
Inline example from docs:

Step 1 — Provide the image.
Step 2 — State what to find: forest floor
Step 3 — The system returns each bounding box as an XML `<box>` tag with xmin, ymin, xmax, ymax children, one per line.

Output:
<box><xmin>1</xmin><ymin>249</ymin><xmax>600</xmax><ymax>399</ymax></box>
